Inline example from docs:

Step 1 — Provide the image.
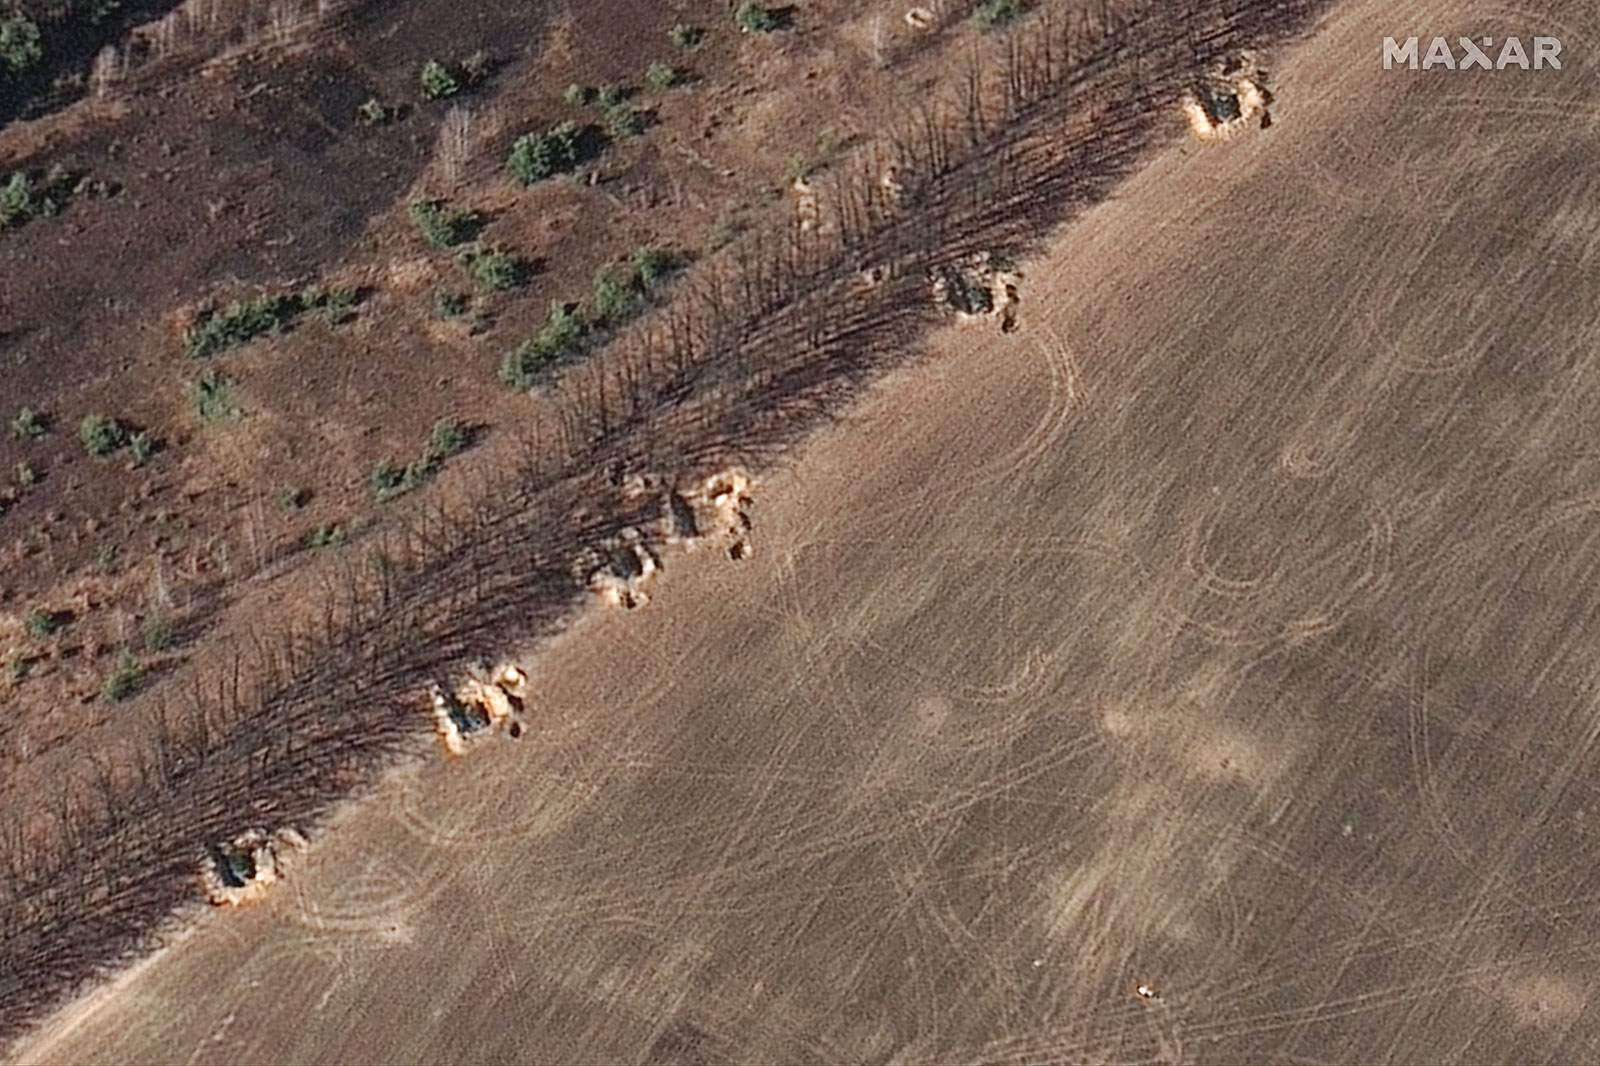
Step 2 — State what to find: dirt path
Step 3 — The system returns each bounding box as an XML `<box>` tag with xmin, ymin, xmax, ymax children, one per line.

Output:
<box><xmin>18</xmin><ymin>0</ymin><xmax>1600</xmax><ymax>1061</ymax></box>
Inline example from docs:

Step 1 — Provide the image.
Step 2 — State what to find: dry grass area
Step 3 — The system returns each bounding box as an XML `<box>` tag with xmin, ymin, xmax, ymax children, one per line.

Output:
<box><xmin>13</xmin><ymin>0</ymin><xmax>1600</xmax><ymax>1061</ymax></box>
<box><xmin>0</xmin><ymin>0</ymin><xmax>969</xmax><ymax>768</ymax></box>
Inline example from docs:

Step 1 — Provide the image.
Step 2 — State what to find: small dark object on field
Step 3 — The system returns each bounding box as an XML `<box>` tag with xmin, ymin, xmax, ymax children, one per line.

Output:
<box><xmin>1260</xmin><ymin>110</ymin><xmax>1273</xmax><ymax>129</ymax></box>
<box><xmin>211</xmin><ymin>843</ymin><xmax>256</xmax><ymax>889</ymax></box>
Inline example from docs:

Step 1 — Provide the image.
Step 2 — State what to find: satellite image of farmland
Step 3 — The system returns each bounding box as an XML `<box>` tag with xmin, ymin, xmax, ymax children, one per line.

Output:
<box><xmin>2</xmin><ymin>0</ymin><xmax>1598</xmax><ymax>1063</ymax></box>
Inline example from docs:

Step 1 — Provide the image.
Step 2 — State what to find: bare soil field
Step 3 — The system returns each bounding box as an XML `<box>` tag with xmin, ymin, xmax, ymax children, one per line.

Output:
<box><xmin>12</xmin><ymin>0</ymin><xmax>1600</xmax><ymax>1061</ymax></box>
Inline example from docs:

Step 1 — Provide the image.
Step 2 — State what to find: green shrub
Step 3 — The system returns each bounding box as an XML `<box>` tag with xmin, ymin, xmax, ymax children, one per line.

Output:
<box><xmin>0</xmin><ymin>15</ymin><xmax>41</xmax><ymax>76</ymax></box>
<box><xmin>0</xmin><ymin>172</ymin><xmax>33</xmax><ymax>227</ymax></box>
<box><xmin>276</xmin><ymin>486</ymin><xmax>310</xmax><ymax>510</ymax></box>
<box><xmin>373</xmin><ymin>419</ymin><xmax>468</xmax><ymax>500</ymax></box>
<box><xmin>408</xmin><ymin>198</ymin><xmax>482</xmax><ymax>249</ymax></box>
<box><xmin>594</xmin><ymin>84</ymin><xmax>623</xmax><ymax>109</ymax></box>
<box><xmin>591</xmin><ymin>268</ymin><xmax>636</xmax><ymax>325</ymax></box>
<box><xmin>630</xmin><ymin>244</ymin><xmax>674</xmax><ymax>290</ymax></box>
<box><xmin>357</xmin><ymin>96</ymin><xmax>391</xmax><ymax>125</ymax></box>
<box><xmin>538</xmin><ymin>300</ymin><xmax>588</xmax><ymax>354</ymax></box>
<box><xmin>306</xmin><ymin>523</ymin><xmax>345</xmax><ymax>550</ymax></box>
<box><xmin>425</xmin><ymin>417</ymin><xmax>468</xmax><ymax>462</ymax></box>
<box><xmin>141</xmin><ymin>616</ymin><xmax>175</xmax><ymax>652</ymax></box>
<box><xmin>499</xmin><ymin>341</ymin><xmax>551</xmax><ymax>391</ymax></box>
<box><xmin>78</xmin><ymin>414</ymin><xmax>127</xmax><ymax>457</ymax></box>
<box><xmin>668</xmin><ymin>23</ymin><xmax>703</xmax><ymax>49</ymax></box>
<box><xmin>311</xmin><ymin>285</ymin><xmax>359</xmax><ymax>323</ymax></box>
<box><xmin>604</xmin><ymin>104</ymin><xmax>644</xmax><ymax>140</ymax></box>
<box><xmin>15</xmin><ymin>461</ymin><xmax>39</xmax><ymax>485</ymax></box>
<box><xmin>433</xmin><ymin>291</ymin><xmax>468</xmax><ymax>319</ymax></box>
<box><xmin>972</xmin><ymin>0</ymin><xmax>1024</xmax><ymax>31</ymax></box>
<box><xmin>9</xmin><ymin>656</ymin><xmax>30</xmax><ymax>682</ymax></box>
<box><xmin>10</xmin><ymin>407</ymin><xmax>46</xmax><ymax>439</ymax></box>
<box><xmin>183</xmin><ymin>292</ymin><xmax>300</xmax><ymax>358</ymax></box>
<box><xmin>645</xmin><ymin>62</ymin><xmax>678</xmax><ymax>91</ymax></box>
<box><xmin>506</xmin><ymin>120</ymin><xmax>581</xmax><ymax>185</ymax></box>
<box><xmin>735</xmin><ymin>2</ymin><xmax>778</xmax><ymax>32</ymax></box>
<box><xmin>25</xmin><ymin>606</ymin><xmax>62</xmax><ymax>639</ymax></box>
<box><xmin>94</xmin><ymin>542</ymin><xmax>118</xmax><ymax>572</ymax></box>
<box><xmin>419</xmin><ymin>59</ymin><xmax>460</xmax><ymax>100</ymax></box>
<box><xmin>127</xmin><ymin>431</ymin><xmax>156</xmax><ymax>468</ymax></box>
<box><xmin>461</xmin><ymin>50</ymin><xmax>490</xmax><ymax>86</ymax></box>
<box><xmin>0</xmin><ymin>167</ymin><xmax>68</xmax><ymax>231</ymax></box>
<box><xmin>562</xmin><ymin>82</ymin><xmax>590</xmax><ymax>107</ymax></box>
<box><xmin>499</xmin><ymin>301</ymin><xmax>589</xmax><ymax>390</ymax></box>
<box><xmin>465</xmin><ymin>248</ymin><xmax>519</xmax><ymax>291</ymax></box>
<box><xmin>370</xmin><ymin>459</ymin><xmax>405</xmax><ymax>499</ymax></box>
<box><xmin>189</xmin><ymin>369</ymin><xmax>242</xmax><ymax>424</ymax></box>
<box><xmin>100</xmin><ymin>650</ymin><xmax>141</xmax><ymax>702</ymax></box>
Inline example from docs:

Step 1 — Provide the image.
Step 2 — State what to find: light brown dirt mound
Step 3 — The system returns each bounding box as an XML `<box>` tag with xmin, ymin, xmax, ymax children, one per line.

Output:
<box><xmin>429</xmin><ymin>663</ymin><xmax>527</xmax><ymax>755</ymax></box>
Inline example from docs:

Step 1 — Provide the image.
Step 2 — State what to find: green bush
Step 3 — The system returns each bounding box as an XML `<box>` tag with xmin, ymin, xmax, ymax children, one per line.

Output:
<box><xmin>424</xmin><ymin>417</ymin><xmax>468</xmax><ymax>462</ymax></box>
<box><xmin>972</xmin><ymin>0</ymin><xmax>1024</xmax><ymax>31</ymax></box>
<box><xmin>591</xmin><ymin>268</ymin><xmax>636</xmax><ymax>325</ymax></box>
<box><xmin>78</xmin><ymin>414</ymin><xmax>127</xmax><ymax>457</ymax></box>
<box><xmin>419</xmin><ymin>59</ymin><xmax>460</xmax><ymax>100</ymax></box>
<box><xmin>100</xmin><ymin>650</ymin><xmax>141</xmax><ymax>703</ymax></box>
<box><xmin>127</xmin><ymin>431</ymin><xmax>156</xmax><ymax>468</ymax></box>
<box><xmin>10</xmin><ymin>407</ymin><xmax>46</xmax><ymax>439</ymax></box>
<box><xmin>141</xmin><ymin>616</ymin><xmax>175</xmax><ymax>652</ymax></box>
<box><xmin>668</xmin><ymin>23</ymin><xmax>703</xmax><ymax>49</ymax></box>
<box><xmin>357</xmin><ymin>96</ymin><xmax>391</xmax><ymax>125</ymax></box>
<box><xmin>183</xmin><ymin>292</ymin><xmax>299</xmax><ymax>358</ymax></box>
<box><xmin>306</xmin><ymin>523</ymin><xmax>345</xmax><ymax>550</ymax></box>
<box><xmin>604</xmin><ymin>104</ymin><xmax>644</xmax><ymax>140</ymax></box>
<box><xmin>189</xmin><ymin>369</ymin><xmax>242</xmax><ymax>424</ymax></box>
<box><xmin>433</xmin><ymin>291</ymin><xmax>468</xmax><ymax>320</ymax></box>
<box><xmin>408</xmin><ymin>198</ymin><xmax>482</xmax><ymax>248</ymax></box>
<box><xmin>311</xmin><ymin>285</ymin><xmax>359</xmax><ymax>323</ymax></box>
<box><xmin>506</xmin><ymin>121</ymin><xmax>581</xmax><ymax>185</ymax></box>
<box><xmin>373</xmin><ymin>418</ymin><xmax>469</xmax><ymax>500</ymax></box>
<box><xmin>276</xmin><ymin>486</ymin><xmax>310</xmax><ymax>510</ymax></box>
<box><xmin>0</xmin><ymin>172</ymin><xmax>33</xmax><ymax>227</ymax></box>
<box><xmin>645</xmin><ymin>62</ymin><xmax>678</xmax><ymax>92</ymax></box>
<box><xmin>594</xmin><ymin>84</ymin><xmax>623</xmax><ymax>109</ymax></box>
<box><xmin>465</xmin><ymin>248</ymin><xmax>519</xmax><ymax>292</ymax></box>
<box><xmin>0</xmin><ymin>15</ymin><xmax>41</xmax><ymax>76</ymax></box>
<box><xmin>25</xmin><ymin>606</ymin><xmax>62</xmax><ymax>639</ymax></box>
<box><xmin>562</xmin><ymin>82</ymin><xmax>590</xmax><ymax>107</ymax></box>
<box><xmin>735</xmin><ymin>2</ymin><xmax>778</xmax><ymax>32</ymax></box>
<box><xmin>499</xmin><ymin>301</ymin><xmax>589</xmax><ymax>390</ymax></box>
<box><xmin>630</xmin><ymin>244</ymin><xmax>674</xmax><ymax>290</ymax></box>
<box><xmin>0</xmin><ymin>167</ymin><xmax>69</xmax><ymax>231</ymax></box>
<box><xmin>461</xmin><ymin>50</ymin><xmax>490</xmax><ymax>86</ymax></box>
<box><xmin>370</xmin><ymin>459</ymin><xmax>405</xmax><ymax>499</ymax></box>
